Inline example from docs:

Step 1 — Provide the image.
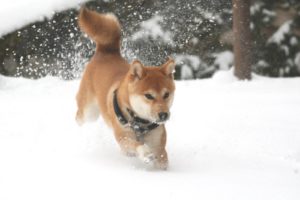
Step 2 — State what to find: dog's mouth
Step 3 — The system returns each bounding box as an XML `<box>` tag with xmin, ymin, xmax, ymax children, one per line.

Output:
<box><xmin>154</xmin><ymin>112</ymin><xmax>170</xmax><ymax>124</ymax></box>
<box><xmin>155</xmin><ymin>121</ymin><xmax>167</xmax><ymax>125</ymax></box>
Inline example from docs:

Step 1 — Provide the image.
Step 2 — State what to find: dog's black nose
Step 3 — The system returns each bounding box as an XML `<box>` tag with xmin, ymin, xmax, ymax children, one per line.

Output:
<box><xmin>159</xmin><ymin>112</ymin><xmax>169</xmax><ymax>121</ymax></box>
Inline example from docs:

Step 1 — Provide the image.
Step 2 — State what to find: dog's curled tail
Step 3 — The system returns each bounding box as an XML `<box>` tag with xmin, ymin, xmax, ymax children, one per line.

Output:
<box><xmin>78</xmin><ymin>7</ymin><xmax>121</xmax><ymax>52</ymax></box>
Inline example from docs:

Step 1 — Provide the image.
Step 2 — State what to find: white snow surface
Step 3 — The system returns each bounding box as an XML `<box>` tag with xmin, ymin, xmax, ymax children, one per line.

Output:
<box><xmin>0</xmin><ymin>0</ymin><xmax>87</xmax><ymax>36</ymax></box>
<box><xmin>1</xmin><ymin>72</ymin><xmax>300</xmax><ymax>200</ymax></box>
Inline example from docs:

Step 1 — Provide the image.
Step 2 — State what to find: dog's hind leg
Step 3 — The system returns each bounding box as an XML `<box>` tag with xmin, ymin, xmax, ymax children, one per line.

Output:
<box><xmin>76</xmin><ymin>79</ymin><xmax>99</xmax><ymax>125</ymax></box>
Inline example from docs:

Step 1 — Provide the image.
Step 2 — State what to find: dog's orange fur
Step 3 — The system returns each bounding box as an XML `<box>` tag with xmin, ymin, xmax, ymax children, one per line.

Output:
<box><xmin>76</xmin><ymin>8</ymin><xmax>175</xmax><ymax>169</ymax></box>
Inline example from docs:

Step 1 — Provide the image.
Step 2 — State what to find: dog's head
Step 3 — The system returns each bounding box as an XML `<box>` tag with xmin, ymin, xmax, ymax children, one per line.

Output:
<box><xmin>127</xmin><ymin>58</ymin><xmax>176</xmax><ymax>124</ymax></box>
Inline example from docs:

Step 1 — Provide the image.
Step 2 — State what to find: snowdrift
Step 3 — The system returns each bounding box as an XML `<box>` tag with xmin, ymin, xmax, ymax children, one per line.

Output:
<box><xmin>0</xmin><ymin>72</ymin><xmax>300</xmax><ymax>200</ymax></box>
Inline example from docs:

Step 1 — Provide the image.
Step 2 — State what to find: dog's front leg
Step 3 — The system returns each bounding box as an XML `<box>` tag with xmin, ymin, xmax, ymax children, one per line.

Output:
<box><xmin>153</xmin><ymin>148</ymin><xmax>168</xmax><ymax>170</ymax></box>
<box><xmin>136</xmin><ymin>144</ymin><xmax>155</xmax><ymax>164</ymax></box>
<box><xmin>115</xmin><ymin>133</ymin><xmax>155</xmax><ymax>163</ymax></box>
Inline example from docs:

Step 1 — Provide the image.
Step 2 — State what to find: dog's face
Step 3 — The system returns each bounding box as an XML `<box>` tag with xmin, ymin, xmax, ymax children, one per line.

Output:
<box><xmin>127</xmin><ymin>58</ymin><xmax>176</xmax><ymax>123</ymax></box>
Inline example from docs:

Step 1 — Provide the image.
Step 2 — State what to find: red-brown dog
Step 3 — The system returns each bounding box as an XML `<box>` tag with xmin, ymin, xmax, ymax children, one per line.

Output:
<box><xmin>76</xmin><ymin>8</ymin><xmax>175</xmax><ymax>169</ymax></box>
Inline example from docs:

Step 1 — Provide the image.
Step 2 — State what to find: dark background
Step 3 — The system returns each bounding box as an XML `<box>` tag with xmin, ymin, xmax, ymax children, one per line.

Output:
<box><xmin>0</xmin><ymin>0</ymin><xmax>299</xmax><ymax>80</ymax></box>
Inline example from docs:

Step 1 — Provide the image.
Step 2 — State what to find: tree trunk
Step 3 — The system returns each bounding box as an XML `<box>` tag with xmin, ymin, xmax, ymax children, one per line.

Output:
<box><xmin>232</xmin><ymin>0</ymin><xmax>252</xmax><ymax>80</ymax></box>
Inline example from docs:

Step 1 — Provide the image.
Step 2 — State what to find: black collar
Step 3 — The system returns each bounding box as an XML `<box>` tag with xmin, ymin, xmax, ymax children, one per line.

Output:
<box><xmin>113</xmin><ymin>90</ymin><xmax>159</xmax><ymax>141</ymax></box>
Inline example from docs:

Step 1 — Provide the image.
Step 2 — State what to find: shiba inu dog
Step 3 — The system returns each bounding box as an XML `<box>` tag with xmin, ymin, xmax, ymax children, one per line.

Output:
<box><xmin>75</xmin><ymin>8</ymin><xmax>175</xmax><ymax>170</ymax></box>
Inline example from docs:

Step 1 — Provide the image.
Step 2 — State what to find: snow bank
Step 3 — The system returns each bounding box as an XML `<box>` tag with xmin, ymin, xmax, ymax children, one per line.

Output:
<box><xmin>0</xmin><ymin>0</ymin><xmax>87</xmax><ymax>36</ymax></box>
<box><xmin>175</xmin><ymin>54</ymin><xmax>202</xmax><ymax>79</ymax></box>
<box><xmin>213</xmin><ymin>50</ymin><xmax>233</xmax><ymax>70</ymax></box>
<box><xmin>0</xmin><ymin>73</ymin><xmax>300</xmax><ymax>200</ymax></box>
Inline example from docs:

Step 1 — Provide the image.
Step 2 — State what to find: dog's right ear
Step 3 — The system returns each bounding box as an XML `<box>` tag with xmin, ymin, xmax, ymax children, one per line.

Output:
<box><xmin>130</xmin><ymin>60</ymin><xmax>144</xmax><ymax>80</ymax></box>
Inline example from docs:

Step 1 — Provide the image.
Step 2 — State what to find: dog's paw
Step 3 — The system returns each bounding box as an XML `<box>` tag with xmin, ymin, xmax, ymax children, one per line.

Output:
<box><xmin>75</xmin><ymin>114</ymin><xmax>84</xmax><ymax>126</ymax></box>
<box><xmin>154</xmin><ymin>160</ymin><xmax>168</xmax><ymax>170</ymax></box>
<box><xmin>136</xmin><ymin>144</ymin><xmax>155</xmax><ymax>164</ymax></box>
<box><xmin>143</xmin><ymin>153</ymin><xmax>155</xmax><ymax>164</ymax></box>
<box><xmin>123</xmin><ymin>150</ymin><xmax>136</xmax><ymax>157</ymax></box>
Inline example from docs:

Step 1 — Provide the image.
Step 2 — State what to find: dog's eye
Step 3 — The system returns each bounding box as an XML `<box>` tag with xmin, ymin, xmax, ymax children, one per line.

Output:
<box><xmin>163</xmin><ymin>92</ymin><xmax>170</xmax><ymax>99</ymax></box>
<box><xmin>144</xmin><ymin>93</ymin><xmax>155</xmax><ymax>100</ymax></box>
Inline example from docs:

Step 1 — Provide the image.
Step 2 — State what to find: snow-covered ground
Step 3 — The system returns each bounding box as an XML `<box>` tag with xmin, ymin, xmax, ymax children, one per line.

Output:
<box><xmin>0</xmin><ymin>72</ymin><xmax>300</xmax><ymax>200</ymax></box>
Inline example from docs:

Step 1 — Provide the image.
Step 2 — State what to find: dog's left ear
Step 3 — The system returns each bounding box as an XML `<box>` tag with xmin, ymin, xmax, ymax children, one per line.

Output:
<box><xmin>161</xmin><ymin>57</ymin><xmax>175</xmax><ymax>78</ymax></box>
